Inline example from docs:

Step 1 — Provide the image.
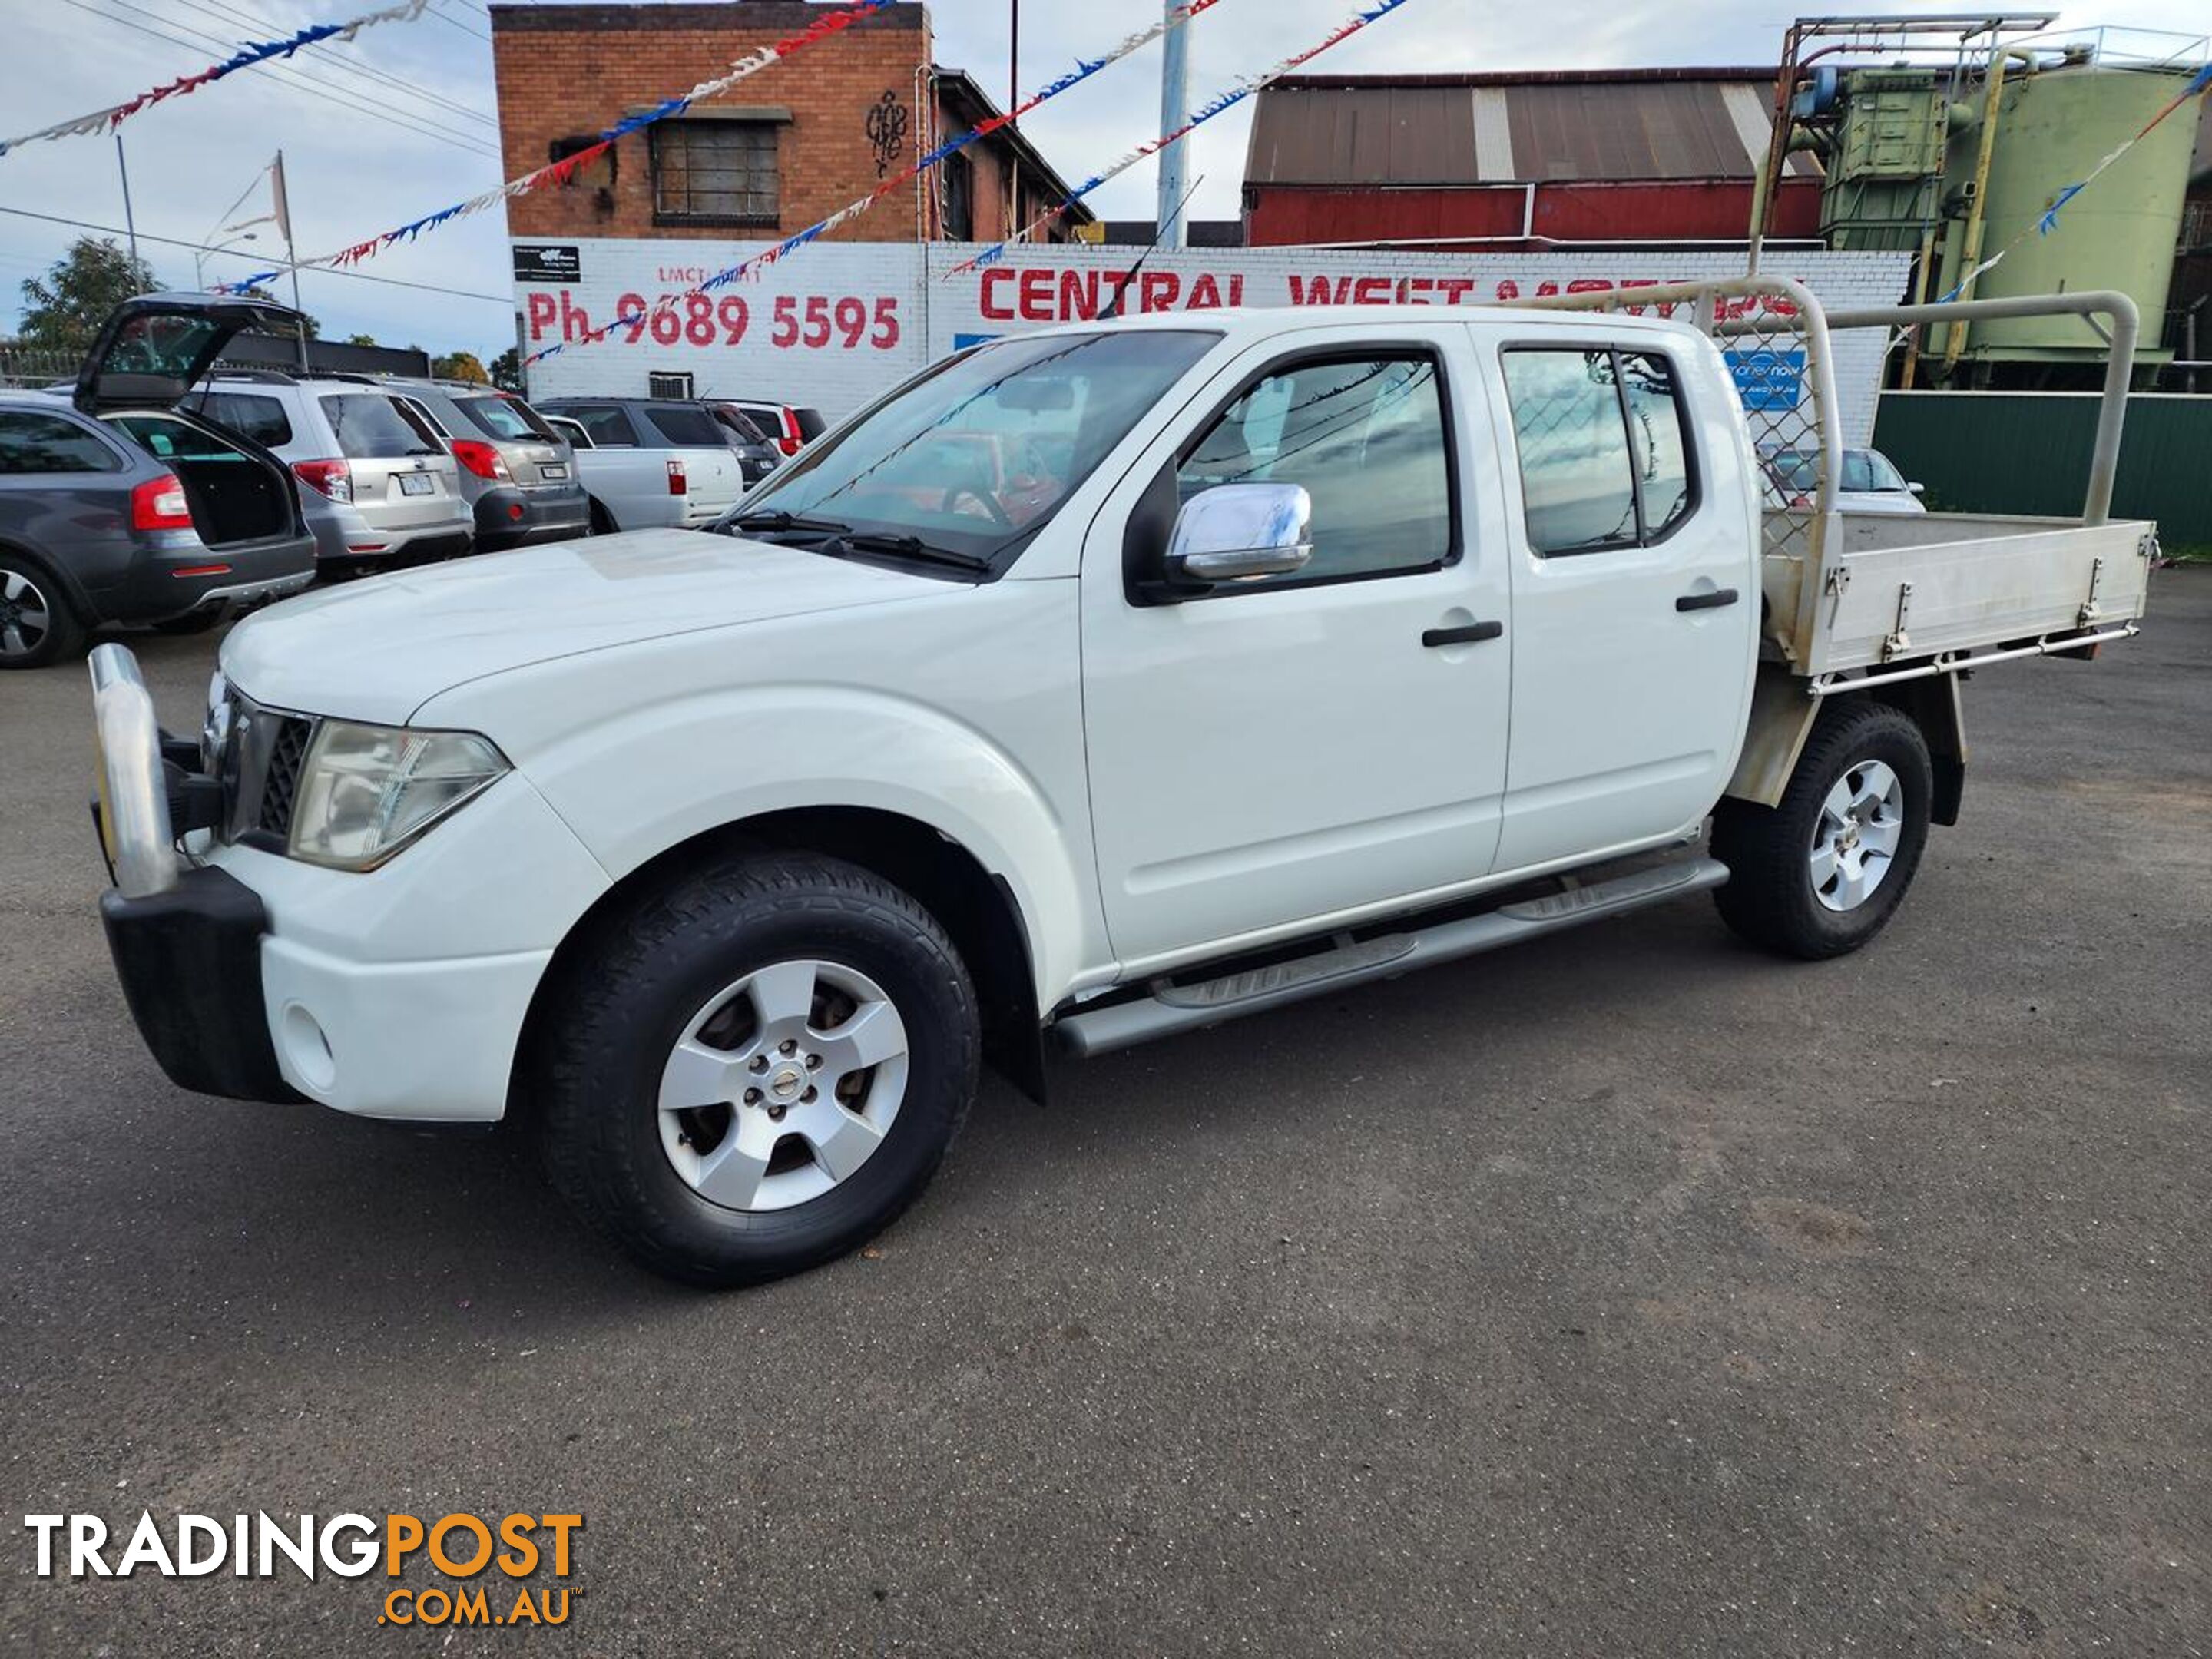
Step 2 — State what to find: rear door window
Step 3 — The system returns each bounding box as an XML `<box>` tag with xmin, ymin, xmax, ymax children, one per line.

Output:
<box><xmin>193</xmin><ymin>391</ymin><xmax>293</xmax><ymax>448</ymax></box>
<box><xmin>1501</xmin><ymin>346</ymin><xmax>1698</xmax><ymax>554</ymax></box>
<box><xmin>106</xmin><ymin>413</ymin><xmax>253</xmax><ymax>463</ymax></box>
<box><xmin>560</xmin><ymin>406</ymin><xmax>639</xmax><ymax>447</ymax></box>
<box><xmin>0</xmin><ymin>410</ymin><xmax>122</xmax><ymax>473</ymax></box>
<box><xmin>318</xmin><ymin>394</ymin><xmax>443</xmax><ymax>459</ymax></box>
<box><xmin>642</xmin><ymin>406</ymin><xmax>732</xmax><ymax>449</ymax></box>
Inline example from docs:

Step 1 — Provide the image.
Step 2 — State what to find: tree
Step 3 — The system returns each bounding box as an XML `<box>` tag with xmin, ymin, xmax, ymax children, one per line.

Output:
<box><xmin>433</xmin><ymin>350</ymin><xmax>490</xmax><ymax>384</ymax></box>
<box><xmin>488</xmin><ymin>346</ymin><xmax>522</xmax><ymax>392</ymax></box>
<box><xmin>17</xmin><ymin>238</ymin><xmax>157</xmax><ymax>353</ymax></box>
<box><xmin>344</xmin><ymin>333</ymin><xmax>379</xmax><ymax>348</ymax></box>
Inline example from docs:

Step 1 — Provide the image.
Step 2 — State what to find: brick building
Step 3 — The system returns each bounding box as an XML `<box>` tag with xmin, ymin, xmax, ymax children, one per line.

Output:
<box><xmin>489</xmin><ymin>2</ymin><xmax>1091</xmax><ymax>248</ymax></box>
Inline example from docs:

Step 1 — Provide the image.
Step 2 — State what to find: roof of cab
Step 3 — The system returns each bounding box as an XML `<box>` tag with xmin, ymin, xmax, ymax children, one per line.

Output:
<box><xmin>1018</xmin><ymin>302</ymin><xmax>1707</xmax><ymax>341</ymax></box>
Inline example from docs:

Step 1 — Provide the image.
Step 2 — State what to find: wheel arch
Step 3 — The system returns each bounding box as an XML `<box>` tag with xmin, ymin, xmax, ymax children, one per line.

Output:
<box><xmin>0</xmin><ymin>535</ymin><xmax>92</xmax><ymax>615</ymax></box>
<box><xmin>1724</xmin><ymin>663</ymin><xmax>1963</xmax><ymax>826</ymax></box>
<box><xmin>510</xmin><ymin>805</ymin><xmax>1047</xmax><ymax>1127</ymax></box>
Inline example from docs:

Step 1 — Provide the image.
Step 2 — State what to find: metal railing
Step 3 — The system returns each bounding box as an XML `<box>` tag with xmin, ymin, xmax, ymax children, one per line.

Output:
<box><xmin>0</xmin><ymin>346</ymin><xmax>79</xmax><ymax>389</ymax></box>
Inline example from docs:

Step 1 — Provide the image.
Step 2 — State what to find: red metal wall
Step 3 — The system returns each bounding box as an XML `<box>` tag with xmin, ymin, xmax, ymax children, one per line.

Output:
<box><xmin>1247</xmin><ymin>178</ymin><xmax>1824</xmax><ymax>249</ymax></box>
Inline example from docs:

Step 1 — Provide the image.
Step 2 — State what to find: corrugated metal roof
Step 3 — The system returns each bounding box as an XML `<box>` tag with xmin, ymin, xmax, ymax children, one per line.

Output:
<box><xmin>1246</xmin><ymin>71</ymin><xmax>1822</xmax><ymax>188</ymax></box>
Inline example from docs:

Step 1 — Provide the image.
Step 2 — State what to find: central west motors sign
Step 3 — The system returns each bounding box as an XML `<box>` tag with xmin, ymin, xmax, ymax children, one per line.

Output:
<box><xmin>518</xmin><ymin>241</ymin><xmax>1909</xmax><ymax>441</ymax></box>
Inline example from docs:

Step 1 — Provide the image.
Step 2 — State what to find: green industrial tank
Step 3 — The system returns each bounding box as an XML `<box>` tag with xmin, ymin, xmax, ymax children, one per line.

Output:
<box><xmin>1941</xmin><ymin>61</ymin><xmax>2203</xmax><ymax>368</ymax></box>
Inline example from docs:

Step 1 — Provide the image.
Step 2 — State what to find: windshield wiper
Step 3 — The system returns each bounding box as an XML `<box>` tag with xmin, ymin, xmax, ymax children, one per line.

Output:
<box><xmin>729</xmin><ymin>509</ymin><xmax>852</xmax><ymax>538</ymax></box>
<box><xmin>830</xmin><ymin>532</ymin><xmax>993</xmax><ymax>573</ymax></box>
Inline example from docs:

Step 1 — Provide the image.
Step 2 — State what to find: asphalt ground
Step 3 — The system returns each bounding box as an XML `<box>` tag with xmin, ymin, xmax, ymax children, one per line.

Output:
<box><xmin>2</xmin><ymin>572</ymin><xmax>2206</xmax><ymax>1657</ymax></box>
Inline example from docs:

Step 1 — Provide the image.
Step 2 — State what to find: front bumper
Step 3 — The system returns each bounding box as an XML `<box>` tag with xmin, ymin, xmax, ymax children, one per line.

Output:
<box><xmin>101</xmin><ymin>867</ymin><xmax>301</xmax><ymax>1101</ymax></box>
<box><xmin>88</xmin><ymin>646</ymin><xmax>612</xmax><ymax>1121</ymax></box>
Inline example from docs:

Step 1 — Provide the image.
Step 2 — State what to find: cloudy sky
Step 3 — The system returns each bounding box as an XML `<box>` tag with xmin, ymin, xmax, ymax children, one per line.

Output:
<box><xmin>2</xmin><ymin>0</ymin><xmax>2204</xmax><ymax>357</ymax></box>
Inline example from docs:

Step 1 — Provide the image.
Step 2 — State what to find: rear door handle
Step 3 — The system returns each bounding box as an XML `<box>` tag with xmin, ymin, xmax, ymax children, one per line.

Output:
<box><xmin>1422</xmin><ymin>620</ymin><xmax>1504</xmax><ymax>647</ymax></box>
<box><xmin>1674</xmin><ymin>588</ymin><xmax>1740</xmax><ymax>613</ymax></box>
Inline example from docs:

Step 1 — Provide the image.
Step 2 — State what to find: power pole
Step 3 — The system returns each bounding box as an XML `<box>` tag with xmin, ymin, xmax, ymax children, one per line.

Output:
<box><xmin>114</xmin><ymin>134</ymin><xmax>141</xmax><ymax>270</ymax></box>
<box><xmin>1156</xmin><ymin>1</ymin><xmax>1190</xmax><ymax>250</ymax></box>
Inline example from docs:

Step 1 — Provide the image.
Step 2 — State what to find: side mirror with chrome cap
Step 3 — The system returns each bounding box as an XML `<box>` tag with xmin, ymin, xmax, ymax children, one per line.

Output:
<box><xmin>1163</xmin><ymin>483</ymin><xmax>1314</xmax><ymax>588</ymax></box>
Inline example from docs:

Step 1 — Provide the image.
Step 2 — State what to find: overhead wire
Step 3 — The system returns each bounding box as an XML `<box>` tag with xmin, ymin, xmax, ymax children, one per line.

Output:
<box><xmin>170</xmin><ymin>0</ymin><xmax>498</xmax><ymax>129</ymax></box>
<box><xmin>52</xmin><ymin>0</ymin><xmax>501</xmax><ymax>160</ymax></box>
<box><xmin>0</xmin><ymin>205</ymin><xmax>515</xmax><ymax>305</ymax></box>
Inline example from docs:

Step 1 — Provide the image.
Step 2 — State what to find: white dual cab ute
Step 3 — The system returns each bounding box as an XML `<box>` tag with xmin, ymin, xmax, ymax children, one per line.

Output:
<box><xmin>88</xmin><ymin>280</ymin><xmax>2154</xmax><ymax>1287</ymax></box>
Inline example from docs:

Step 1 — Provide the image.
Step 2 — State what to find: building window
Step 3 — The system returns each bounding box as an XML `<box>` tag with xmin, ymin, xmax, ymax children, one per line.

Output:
<box><xmin>650</xmin><ymin>121</ymin><xmax>778</xmax><ymax>225</ymax></box>
<box><xmin>548</xmin><ymin>134</ymin><xmax>616</xmax><ymax>192</ymax></box>
<box><xmin>941</xmin><ymin>147</ymin><xmax>973</xmax><ymax>241</ymax></box>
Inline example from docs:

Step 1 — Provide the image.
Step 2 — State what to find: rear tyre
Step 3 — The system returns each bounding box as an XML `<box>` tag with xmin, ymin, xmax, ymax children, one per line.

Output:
<box><xmin>587</xmin><ymin>499</ymin><xmax>617</xmax><ymax>536</ymax></box>
<box><xmin>538</xmin><ymin>853</ymin><xmax>979</xmax><ymax>1288</ymax></box>
<box><xmin>0</xmin><ymin>558</ymin><xmax>87</xmax><ymax>669</ymax></box>
<box><xmin>1711</xmin><ymin>700</ymin><xmax>1933</xmax><ymax>960</ymax></box>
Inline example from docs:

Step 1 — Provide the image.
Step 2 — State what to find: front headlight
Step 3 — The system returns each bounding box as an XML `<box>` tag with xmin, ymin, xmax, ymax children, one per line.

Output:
<box><xmin>286</xmin><ymin>720</ymin><xmax>509</xmax><ymax>871</ymax></box>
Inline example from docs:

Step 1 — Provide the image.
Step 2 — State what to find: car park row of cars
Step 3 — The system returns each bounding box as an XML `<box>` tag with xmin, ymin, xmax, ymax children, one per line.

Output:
<box><xmin>0</xmin><ymin>293</ymin><xmax>826</xmax><ymax>668</ymax></box>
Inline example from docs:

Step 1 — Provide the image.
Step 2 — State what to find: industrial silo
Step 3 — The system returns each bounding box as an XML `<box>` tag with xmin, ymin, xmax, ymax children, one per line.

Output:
<box><xmin>1938</xmin><ymin>55</ymin><xmax>2204</xmax><ymax>379</ymax></box>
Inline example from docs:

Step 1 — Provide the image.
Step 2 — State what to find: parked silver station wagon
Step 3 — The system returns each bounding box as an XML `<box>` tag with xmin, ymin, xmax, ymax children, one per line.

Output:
<box><xmin>188</xmin><ymin>372</ymin><xmax>473</xmax><ymax>568</ymax></box>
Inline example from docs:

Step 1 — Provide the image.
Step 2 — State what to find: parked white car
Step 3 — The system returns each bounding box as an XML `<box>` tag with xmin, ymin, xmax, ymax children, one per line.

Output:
<box><xmin>1767</xmin><ymin>445</ymin><xmax>1928</xmax><ymax>514</ymax></box>
<box><xmin>86</xmin><ymin>292</ymin><xmax>2152</xmax><ymax>1287</ymax></box>
<box><xmin>536</xmin><ymin>398</ymin><xmax>769</xmax><ymax>532</ymax></box>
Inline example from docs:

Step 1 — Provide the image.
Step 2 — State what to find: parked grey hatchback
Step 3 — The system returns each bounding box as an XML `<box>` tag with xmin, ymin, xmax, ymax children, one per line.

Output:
<box><xmin>0</xmin><ymin>294</ymin><xmax>316</xmax><ymax>669</ymax></box>
<box><xmin>382</xmin><ymin>379</ymin><xmax>588</xmax><ymax>551</ymax></box>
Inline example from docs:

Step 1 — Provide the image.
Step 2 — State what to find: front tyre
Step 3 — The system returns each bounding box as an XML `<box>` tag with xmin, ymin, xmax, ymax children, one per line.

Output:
<box><xmin>1710</xmin><ymin>700</ymin><xmax>1933</xmax><ymax>960</ymax></box>
<box><xmin>538</xmin><ymin>853</ymin><xmax>979</xmax><ymax>1287</ymax></box>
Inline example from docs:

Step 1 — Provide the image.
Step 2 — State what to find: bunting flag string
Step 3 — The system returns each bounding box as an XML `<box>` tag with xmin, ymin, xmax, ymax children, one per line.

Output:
<box><xmin>216</xmin><ymin>0</ymin><xmax>899</xmax><ymax>289</ymax></box>
<box><xmin>1932</xmin><ymin>58</ymin><xmax>2212</xmax><ymax>304</ymax></box>
<box><xmin>0</xmin><ymin>0</ymin><xmax>430</xmax><ymax>157</ymax></box>
<box><xmin>946</xmin><ymin>0</ymin><xmax>1416</xmax><ymax>280</ymax></box>
<box><xmin>524</xmin><ymin>0</ymin><xmax>1233</xmax><ymax>366</ymax></box>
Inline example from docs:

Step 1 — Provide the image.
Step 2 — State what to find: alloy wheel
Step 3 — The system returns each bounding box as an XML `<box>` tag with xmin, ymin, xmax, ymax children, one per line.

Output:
<box><xmin>0</xmin><ymin>570</ymin><xmax>52</xmax><ymax>659</ymax></box>
<box><xmin>1810</xmin><ymin>758</ymin><xmax>1904</xmax><ymax>912</ymax></box>
<box><xmin>656</xmin><ymin>959</ymin><xmax>910</xmax><ymax>1212</ymax></box>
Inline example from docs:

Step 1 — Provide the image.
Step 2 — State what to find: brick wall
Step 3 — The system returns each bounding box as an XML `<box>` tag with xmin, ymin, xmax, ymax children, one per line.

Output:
<box><xmin>492</xmin><ymin>2</ymin><xmax>937</xmax><ymax>244</ymax></box>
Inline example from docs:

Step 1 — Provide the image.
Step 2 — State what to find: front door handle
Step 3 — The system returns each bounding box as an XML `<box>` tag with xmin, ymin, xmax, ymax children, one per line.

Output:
<box><xmin>1422</xmin><ymin>620</ymin><xmax>1504</xmax><ymax>647</ymax></box>
<box><xmin>1674</xmin><ymin>588</ymin><xmax>1740</xmax><ymax>613</ymax></box>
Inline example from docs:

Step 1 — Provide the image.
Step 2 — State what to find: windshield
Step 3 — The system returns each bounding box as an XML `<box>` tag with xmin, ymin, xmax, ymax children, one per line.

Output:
<box><xmin>720</xmin><ymin>329</ymin><xmax>1221</xmax><ymax>568</ymax></box>
<box><xmin>1844</xmin><ymin>449</ymin><xmax>1909</xmax><ymax>493</ymax></box>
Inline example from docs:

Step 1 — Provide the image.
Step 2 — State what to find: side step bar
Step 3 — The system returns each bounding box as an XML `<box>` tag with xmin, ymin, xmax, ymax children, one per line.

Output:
<box><xmin>1054</xmin><ymin>856</ymin><xmax>1730</xmax><ymax>1059</ymax></box>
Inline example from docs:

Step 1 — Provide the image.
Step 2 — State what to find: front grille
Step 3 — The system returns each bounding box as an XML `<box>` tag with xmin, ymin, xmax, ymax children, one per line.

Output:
<box><xmin>257</xmin><ymin>717</ymin><xmax>313</xmax><ymax>837</ymax></box>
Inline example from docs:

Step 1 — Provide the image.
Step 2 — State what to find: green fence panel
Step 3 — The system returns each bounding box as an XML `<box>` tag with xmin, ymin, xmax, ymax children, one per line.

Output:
<box><xmin>1874</xmin><ymin>392</ymin><xmax>2212</xmax><ymax>546</ymax></box>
